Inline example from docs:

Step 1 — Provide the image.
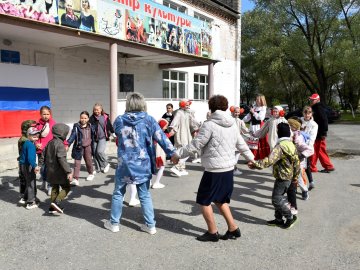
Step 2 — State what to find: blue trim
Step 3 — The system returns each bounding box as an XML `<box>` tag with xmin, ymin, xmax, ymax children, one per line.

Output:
<box><xmin>0</xmin><ymin>87</ymin><xmax>51</xmax><ymax>110</ymax></box>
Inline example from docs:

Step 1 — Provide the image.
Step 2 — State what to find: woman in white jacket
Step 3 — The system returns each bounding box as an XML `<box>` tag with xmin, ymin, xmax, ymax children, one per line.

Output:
<box><xmin>174</xmin><ymin>95</ymin><xmax>255</xmax><ymax>242</ymax></box>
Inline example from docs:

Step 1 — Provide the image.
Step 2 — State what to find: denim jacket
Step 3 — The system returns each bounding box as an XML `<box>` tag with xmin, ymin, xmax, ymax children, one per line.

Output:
<box><xmin>114</xmin><ymin>112</ymin><xmax>176</xmax><ymax>184</ymax></box>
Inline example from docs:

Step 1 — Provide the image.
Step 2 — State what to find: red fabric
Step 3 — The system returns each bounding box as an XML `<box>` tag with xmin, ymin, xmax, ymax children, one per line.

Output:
<box><xmin>35</xmin><ymin>117</ymin><xmax>56</xmax><ymax>153</ymax></box>
<box><xmin>0</xmin><ymin>110</ymin><xmax>39</xmax><ymax>138</ymax></box>
<box><xmin>253</xmin><ymin>121</ymin><xmax>270</xmax><ymax>160</ymax></box>
<box><xmin>310</xmin><ymin>138</ymin><xmax>334</xmax><ymax>172</ymax></box>
<box><xmin>156</xmin><ymin>157</ymin><xmax>164</xmax><ymax>168</ymax></box>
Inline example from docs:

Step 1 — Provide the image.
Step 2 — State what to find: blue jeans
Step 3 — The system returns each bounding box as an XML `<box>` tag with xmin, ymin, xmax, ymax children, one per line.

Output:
<box><xmin>110</xmin><ymin>180</ymin><xmax>156</xmax><ymax>228</ymax></box>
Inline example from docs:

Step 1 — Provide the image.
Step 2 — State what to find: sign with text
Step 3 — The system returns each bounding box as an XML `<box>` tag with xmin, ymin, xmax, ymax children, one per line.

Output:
<box><xmin>0</xmin><ymin>0</ymin><xmax>212</xmax><ymax>58</ymax></box>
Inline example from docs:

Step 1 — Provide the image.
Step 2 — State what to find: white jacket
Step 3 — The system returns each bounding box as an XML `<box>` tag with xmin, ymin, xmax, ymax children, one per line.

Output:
<box><xmin>254</xmin><ymin>117</ymin><xmax>288</xmax><ymax>151</ymax></box>
<box><xmin>301</xmin><ymin>117</ymin><xmax>318</xmax><ymax>147</ymax></box>
<box><xmin>177</xmin><ymin>110</ymin><xmax>254</xmax><ymax>172</ymax></box>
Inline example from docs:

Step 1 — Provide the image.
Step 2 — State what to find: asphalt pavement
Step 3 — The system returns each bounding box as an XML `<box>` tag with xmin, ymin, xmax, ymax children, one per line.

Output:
<box><xmin>0</xmin><ymin>124</ymin><xmax>359</xmax><ymax>270</ymax></box>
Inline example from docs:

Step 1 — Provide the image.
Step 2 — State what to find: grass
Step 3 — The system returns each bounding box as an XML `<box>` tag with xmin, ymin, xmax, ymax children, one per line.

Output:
<box><xmin>339</xmin><ymin>112</ymin><xmax>360</xmax><ymax>122</ymax></box>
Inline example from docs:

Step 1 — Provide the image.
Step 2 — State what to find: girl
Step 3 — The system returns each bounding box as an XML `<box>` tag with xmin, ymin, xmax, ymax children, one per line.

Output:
<box><xmin>152</xmin><ymin>119</ymin><xmax>171</xmax><ymax>189</ymax></box>
<box><xmin>243</xmin><ymin>94</ymin><xmax>270</xmax><ymax>160</ymax></box>
<box><xmin>67</xmin><ymin>111</ymin><xmax>96</xmax><ymax>186</ymax></box>
<box><xmin>89</xmin><ymin>103</ymin><xmax>114</xmax><ymax>174</ymax></box>
<box><xmin>35</xmin><ymin>106</ymin><xmax>56</xmax><ymax>195</ymax></box>
<box><xmin>79</xmin><ymin>0</ymin><xmax>95</xmax><ymax>32</ymax></box>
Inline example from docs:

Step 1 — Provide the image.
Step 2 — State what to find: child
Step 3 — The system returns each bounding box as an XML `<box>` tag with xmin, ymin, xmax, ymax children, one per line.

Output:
<box><xmin>17</xmin><ymin>119</ymin><xmax>37</xmax><ymax>204</ymax></box>
<box><xmin>35</xmin><ymin>106</ymin><xmax>56</xmax><ymax>196</ymax></box>
<box><xmin>253</xmin><ymin>105</ymin><xmax>287</xmax><ymax>152</ymax></box>
<box><xmin>89</xmin><ymin>103</ymin><xmax>114</xmax><ymax>174</ymax></box>
<box><xmin>19</xmin><ymin>127</ymin><xmax>40</xmax><ymax>209</ymax></box>
<box><xmin>66</xmin><ymin>111</ymin><xmax>96</xmax><ymax>186</ymax></box>
<box><xmin>288</xmin><ymin>118</ymin><xmax>313</xmax><ymax>201</ymax></box>
<box><xmin>249</xmin><ymin>123</ymin><xmax>300</xmax><ymax>229</ymax></box>
<box><xmin>40</xmin><ymin>123</ymin><xmax>73</xmax><ymax>214</ymax></box>
<box><xmin>230</xmin><ymin>106</ymin><xmax>250</xmax><ymax>175</ymax></box>
<box><xmin>152</xmin><ymin>119</ymin><xmax>171</xmax><ymax>189</ymax></box>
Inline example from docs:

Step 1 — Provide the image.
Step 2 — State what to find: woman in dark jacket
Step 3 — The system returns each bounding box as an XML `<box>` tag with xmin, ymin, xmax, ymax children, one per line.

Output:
<box><xmin>67</xmin><ymin>111</ymin><xmax>96</xmax><ymax>185</ymax></box>
<box><xmin>89</xmin><ymin>103</ymin><xmax>114</xmax><ymax>174</ymax></box>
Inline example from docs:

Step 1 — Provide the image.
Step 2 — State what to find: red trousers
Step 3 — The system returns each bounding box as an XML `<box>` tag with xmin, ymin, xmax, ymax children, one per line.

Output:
<box><xmin>310</xmin><ymin>138</ymin><xmax>334</xmax><ymax>172</ymax></box>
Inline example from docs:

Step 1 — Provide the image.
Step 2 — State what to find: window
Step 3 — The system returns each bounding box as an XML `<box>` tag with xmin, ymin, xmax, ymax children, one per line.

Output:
<box><xmin>1</xmin><ymin>50</ymin><xmax>20</xmax><ymax>63</ymax></box>
<box><xmin>162</xmin><ymin>70</ymin><xmax>187</xmax><ymax>99</ymax></box>
<box><xmin>194</xmin><ymin>13</ymin><xmax>212</xmax><ymax>23</ymax></box>
<box><xmin>194</xmin><ymin>74</ymin><xmax>208</xmax><ymax>100</ymax></box>
<box><xmin>163</xmin><ymin>0</ymin><xmax>186</xmax><ymax>13</ymax></box>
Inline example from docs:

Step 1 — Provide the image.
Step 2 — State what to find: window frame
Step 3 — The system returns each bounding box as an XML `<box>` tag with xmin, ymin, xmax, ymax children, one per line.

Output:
<box><xmin>163</xmin><ymin>0</ymin><xmax>187</xmax><ymax>13</ymax></box>
<box><xmin>162</xmin><ymin>70</ymin><xmax>187</xmax><ymax>99</ymax></box>
<box><xmin>193</xmin><ymin>73</ymin><xmax>209</xmax><ymax>101</ymax></box>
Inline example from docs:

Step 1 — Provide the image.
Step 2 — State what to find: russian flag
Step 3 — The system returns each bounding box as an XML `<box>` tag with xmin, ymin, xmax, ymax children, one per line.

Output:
<box><xmin>0</xmin><ymin>63</ymin><xmax>51</xmax><ymax>138</ymax></box>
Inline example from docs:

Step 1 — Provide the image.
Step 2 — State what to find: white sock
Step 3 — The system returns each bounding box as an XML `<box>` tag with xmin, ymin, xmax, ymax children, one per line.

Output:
<box><xmin>129</xmin><ymin>184</ymin><xmax>138</xmax><ymax>201</ymax></box>
<box><xmin>153</xmin><ymin>166</ymin><xmax>165</xmax><ymax>185</ymax></box>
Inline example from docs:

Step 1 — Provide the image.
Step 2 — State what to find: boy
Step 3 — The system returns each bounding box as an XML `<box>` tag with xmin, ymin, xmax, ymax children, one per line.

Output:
<box><xmin>249</xmin><ymin>123</ymin><xmax>300</xmax><ymax>229</ymax></box>
<box><xmin>39</xmin><ymin>123</ymin><xmax>73</xmax><ymax>214</ymax></box>
<box><xmin>19</xmin><ymin>127</ymin><xmax>40</xmax><ymax>209</ymax></box>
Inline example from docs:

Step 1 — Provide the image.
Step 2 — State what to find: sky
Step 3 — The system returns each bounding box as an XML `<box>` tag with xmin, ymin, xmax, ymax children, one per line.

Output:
<box><xmin>242</xmin><ymin>0</ymin><xmax>255</xmax><ymax>13</ymax></box>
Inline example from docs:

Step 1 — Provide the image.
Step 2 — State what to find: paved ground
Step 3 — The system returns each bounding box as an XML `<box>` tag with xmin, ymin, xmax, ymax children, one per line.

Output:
<box><xmin>0</xmin><ymin>124</ymin><xmax>359</xmax><ymax>270</ymax></box>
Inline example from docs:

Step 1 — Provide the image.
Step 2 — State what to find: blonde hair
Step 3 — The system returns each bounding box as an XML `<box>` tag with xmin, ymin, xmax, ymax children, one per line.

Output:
<box><xmin>93</xmin><ymin>103</ymin><xmax>104</xmax><ymax>114</ymax></box>
<box><xmin>303</xmin><ymin>106</ymin><xmax>312</xmax><ymax>113</ymax></box>
<box><xmin>256</xmin><ymin>94</ymin><xmax>267</xmax><ymax>107</ymax></box>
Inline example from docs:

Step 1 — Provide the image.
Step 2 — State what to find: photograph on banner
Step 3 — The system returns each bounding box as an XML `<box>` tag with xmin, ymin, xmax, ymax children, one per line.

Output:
<box><xmin>125</xmin><ymin>10</ymin><xmax>149</xmax><ymax>44</ymax></box>
<box><xmin>0</xmin><ymin>0</ymin><xmax>58</xmax><ymax>24</ymax></box>
<box><xmin>98</xmin><ymin>0</ymin><xmax>124</xmax><ymax>39</ymax></box>
<box><xmin>166</xmin><ymin>24</ymin><xmax>183</xmax><ymax>53</ymax></box>
<box><xmin>59</xmin><ymin>0</ymin><xmax>97</xmax><ymax>32</ymax></box>
<box><xmin>201</xmin><ymin>24</ymin><xmax>212</xmax><ymax>58</ymax></box>
<box><xmin>184</xmin><ymin>29</ymin><xmax>201</xmax><ymax>56</ymax></box>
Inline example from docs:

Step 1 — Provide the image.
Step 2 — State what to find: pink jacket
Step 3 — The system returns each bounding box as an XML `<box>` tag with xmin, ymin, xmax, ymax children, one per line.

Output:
<box><xmin>35</xmin><ymin>118</ymin><xmax>56</xmax><ymax>154</ymax></box>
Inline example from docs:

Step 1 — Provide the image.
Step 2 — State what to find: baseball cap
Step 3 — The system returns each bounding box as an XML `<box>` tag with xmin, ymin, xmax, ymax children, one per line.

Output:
<box><xmin>27</xmin><ymin>127</ymin><xmax>40</xmax><ymax>136</ymax></box>
<box><xmin>309</xmin><ymin>93</ymin><xmax>320</xmax><ymax>100</ymax></box>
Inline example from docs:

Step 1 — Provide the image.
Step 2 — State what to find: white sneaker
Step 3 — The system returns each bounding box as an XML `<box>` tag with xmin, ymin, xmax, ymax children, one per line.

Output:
<box><xmin>128</xmin><ymin>198</ymin><xmax>140</xmax><ymax>207</ymax></box>
<box><xmin>180</xmin><ymin>170</ymin><xmax>189</xmax><ymax>176</ymax></box>
<box><xmin>152</xmin><ymin>183</ymin><xmax>165</xmax><ymax>189</ymax></box>
<box><xmin>291</xmin><ymin>207</ymin><xmax>298</xmax><ymax>215</ymax></box>
<box><xmin>93</xmin><ymin>171</ymin><xmax>97</xmax><ymax>176</ymax></box>
<box><xmin>103</xmin><ymin>164</ymin><xmax>110</xmax><ymax>173</ymax></box>
<box><xmin>233</xmin><ymin>168</ymin><xmax>242</xmax><ymax>176</ymax></box>
<box><xmin>47</xmin><ymin>187</ymin><xmax>52</xmax><ymax>196</ymax></box>
<box><xmin>71</xmin><ymin>179</ymin><xmax>79</xmax><ymax>186</ymax></box>
<box><xmin>86</xmin><ymin>174</ymin><xmax>95</xmax><ymax>181</ymax></box>
<box><xmin>191</xmin><ymin>158</ymin><xmax>201</xmax><ymax>164</ymax></box>
<box><xmin>26</xmin><ymin>202</ymin><xmax>39</xmax><ymax>210</ymax></box>
<box><xmin>140</xmin><ymin>224</ymin><xmax>157</xmax><ymax>235</ymax></box>
<box><xmin>18</xmin><ymin>198</ymin><xmax>26</xmax><ymax>205</ymax></box>
<box><xmin>104</xmin><ymin>220</ymin><xmax>120</xmax><ymax>233</ymax></box>
<box><xmin>170</xmin><ymin>166</ymin><xmax>182</xmax><ymax>177</ymax></box>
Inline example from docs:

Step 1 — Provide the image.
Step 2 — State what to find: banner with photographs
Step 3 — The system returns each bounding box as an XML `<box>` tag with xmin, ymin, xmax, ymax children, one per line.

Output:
<box><xmin>0</xmin><ymin>0</ymin><xmax>212</xmax><ymax>58</ymax></box>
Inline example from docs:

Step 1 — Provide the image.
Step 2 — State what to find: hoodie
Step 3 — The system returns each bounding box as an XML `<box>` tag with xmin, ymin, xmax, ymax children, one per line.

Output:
<box><xmin>177</xmin><ymin>110</ymin><xmax>254</xmax><ymax>172</ymax></box>
<box><xmin>113</xmin><ymin>112</ymin><xmax>176</xmax><ymax>184</ymax></box>
<box><xmin>40</xmin><ymin>123</ymin><xmax>72</xmax><ymax>185</ymax></box>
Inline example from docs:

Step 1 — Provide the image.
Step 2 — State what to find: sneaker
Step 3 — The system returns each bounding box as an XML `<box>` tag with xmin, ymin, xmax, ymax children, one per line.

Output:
<box><xmin>93</xmin><ymin>171</ymin><xmax>97</xmax><ymax>176</ymax></box>
<box><xmin>302</xmin><ymin>191</ymin><xmax>309</xmax><ymax>200</ymax></box>
<box><xmin>170</xmin><ymin>166</ymin><xmax>182</xmax><ymax>177</ymax></box>
<box><xmin>151</xmin><ymin>183</ymin><xmax>165</xmax><ymax>189</ymax></box>
<box><xmin>191</xmin><ymin>158</ymin><xmax>201</xmax><ymax>164</ymax></box>
<box><xmin>103</xmin><ymin>164</ymin><xmax>110</xmax><ymax>173</ymax></box>
<box><xmin>104</xmin><ymin>220</ymin><xmax>120</xmax><ymax>233</ymax></box>
<box><xmin>51</xmin><ymin>202</ymin><xmax>64</xmax><ymax>214</ymax></box>
<box><xmin>128</xmin><ymin>198</ymin><xmax>140</xmax><ymax>207</ymax></box>
<box><xmin>266</xmin><ymin>219</ymin><xmax>284</xmax><ymax>227</ymax></box>
<box><xmin>71</xmin><ymin>179</ymin><xmax>79</xmax><ymax>186</ymax></box>
<box><xmin>18</xmin><ymin>198</ymin><xmax>26</xmax><ymax>205</ymax></box>
<box><xmin>47</xmin><ymin>187</ymin><xmax>52</xmax><ymax>196</ymax></box>
<box><xmin>140</xmin><ymin>224</ymin><xmax>157</xmax><ymax>235</ymax></box>
<box><xmin>86</xmin><ymin>174</ymin><xmax>95</xmax><ymax>181</ymax></box>
<box><xmin>196</xmin><ymin>231</ymin><xmax>220</xmax><ymax>242</ymax></box>
<box><xmin>233</xmin><ymin>168</ymin><xmax>242</xmax><ymax>176</ymax></box>
<box><xmin>25</xmin><ymin>202</ymin><xmax>38</xmax><ymax>210</ymax></box>
<box><xmin>290</xmin><ymin>207</ymin><xmax>298</xmax><ymax>215</ymax></box>
<box><xmin>48</xmin><ymin>206</ymin><xmax>57</xmax><ymax>214</ymax></box>
<box><xmin>309</xmin><ymin>182</ymin><xmax>315</xmax><ymax>191</ymax></box>
<box><xmin>221</xmin><ymin>227</ymin><xmax>241</xmax><ymax>240</ymax></box>
<box><xmin>282</xmin><ymin>215</ymin><xmax>298</xmax><ymax>229</ymax></box>
<box><xmin>179</xmin><ymin>170</ymin><xmax>189</xmax><ymax>176</ymax></box>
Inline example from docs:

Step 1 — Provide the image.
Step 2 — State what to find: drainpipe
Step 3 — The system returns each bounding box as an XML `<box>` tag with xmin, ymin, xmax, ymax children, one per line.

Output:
<box><xmin>208</xmin><ymin>63</ymin><xmax>214</xmax><ymax>98</ymax></box>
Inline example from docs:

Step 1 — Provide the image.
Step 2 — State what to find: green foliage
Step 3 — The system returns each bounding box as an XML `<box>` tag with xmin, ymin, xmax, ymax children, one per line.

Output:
<box><xmin>241</xmin><ymin>0</ymin><xmax>360</xmax><ymax>110</ymax></box>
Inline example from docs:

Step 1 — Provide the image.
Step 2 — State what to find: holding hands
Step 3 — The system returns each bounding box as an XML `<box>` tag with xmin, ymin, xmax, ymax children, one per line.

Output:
<box><xmin>247</xmin><ymin>161</ymin><xmax>256</xmax><ymax>170</ymax></box>
<box><xmin>171</xmin><ymin>153</ymin><xmax>180</xmax><ymax>165</ymax></box>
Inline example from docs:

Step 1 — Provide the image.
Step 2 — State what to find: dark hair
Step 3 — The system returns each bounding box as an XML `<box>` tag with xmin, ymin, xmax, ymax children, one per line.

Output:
<box><xmin>208</xmin><ymin>95</ymin><xmax>228</xmax><ymax>113</ymax></box>
<box><xmin>166</xmin><ymin>103</ymin><xmax>173</xmax><ymax>108</ymax></box>
<box><xmin>80</xmin><ymin>111</ymin><xmax>90</xmax><ymax>117</ymax></box>
<box><xmin>40</xmin><ymin>106</ymin><xmax>51</xmax><ymax>114</ymax></box>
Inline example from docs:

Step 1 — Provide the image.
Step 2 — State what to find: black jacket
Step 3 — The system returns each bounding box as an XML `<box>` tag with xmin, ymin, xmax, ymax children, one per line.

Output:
<box><xmin>312</xmin><ymin>102</ymin><xmax>328</xmax><ymax>139</ymax></box>
<box><xmin>89</xmin><ymin>113</ymin><xmax>114</xmax><ymax>141</ymax></box>
<box><xmin>67</xmin><ymin>123</ymin><xmax>95</xmax><ymax>160</ymax></box>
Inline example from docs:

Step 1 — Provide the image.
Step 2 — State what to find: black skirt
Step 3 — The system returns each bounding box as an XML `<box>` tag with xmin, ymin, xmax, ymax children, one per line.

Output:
<box><xmin>196</xmin><ymin>170</ymin><xmax>234</xmax><ymax>206</ymax></box>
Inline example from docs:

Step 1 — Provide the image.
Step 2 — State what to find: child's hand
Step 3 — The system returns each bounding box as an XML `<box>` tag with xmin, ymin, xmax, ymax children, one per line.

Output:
<box><xmin>34</xmin><ymin>166</ymin><xmax>40</xmax><ymax>174</ymax></box>
<box><xmin>36</xmin><ymin>143</ymin><xmax>42</xmax><ymax>150</ymax></box>
<box><xmin>247</xmin><ymin>161</ymin><xmax>255</xmax><ymax>170</ymax></box>
<box><xmin>67</xmin><ymin>173</ymin><xmax>73</xmax><ymax>182</ymax></box>
<box><xmin>171</xmin><ymin>154</ymin><xmax>179</xmax><ymax>165</ymax></box>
